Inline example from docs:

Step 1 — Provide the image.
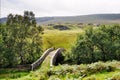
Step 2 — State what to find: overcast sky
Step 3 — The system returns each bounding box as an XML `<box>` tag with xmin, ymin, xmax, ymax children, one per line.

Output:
<box><xmin>1</xmin><ymin>0</ymin><xmax>120</xmax><ymax>18</ymax></box>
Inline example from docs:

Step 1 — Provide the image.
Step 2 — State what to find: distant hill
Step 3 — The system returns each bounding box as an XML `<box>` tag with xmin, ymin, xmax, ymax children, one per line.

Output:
<box><xmin>1</xmin><ymin>14</ymin><xmax>120</xmax><ymax>24</ymax></box>
<box><xmin>0</xmin><ymin>17</ymin><xmax>7</xmax><ymax>24</ymax></box>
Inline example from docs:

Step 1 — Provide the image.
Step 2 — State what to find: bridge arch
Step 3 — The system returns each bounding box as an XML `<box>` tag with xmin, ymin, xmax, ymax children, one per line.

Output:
<box><xmin>50</xmin><ymin>48</ymin><xmax>65</xmax><ymax>67</ymax></box>
<box><xmin>31</xmin><ymin>48</ymin><xmax>65</xmax><ymax>70</ymax></box>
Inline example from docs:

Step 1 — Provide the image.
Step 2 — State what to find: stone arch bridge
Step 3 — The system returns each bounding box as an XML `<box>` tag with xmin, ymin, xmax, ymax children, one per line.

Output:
<box><xmin>31</xmin><ymin>48</ymin><xmax>65</xmax><ymax>70</ymax></box>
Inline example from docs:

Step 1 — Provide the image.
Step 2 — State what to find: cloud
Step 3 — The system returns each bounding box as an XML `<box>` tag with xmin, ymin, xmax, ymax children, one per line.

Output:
<box><xmin>1</xmin><ymin>0</ymin><xmax>120</xmax><ymax>18</ymax></box>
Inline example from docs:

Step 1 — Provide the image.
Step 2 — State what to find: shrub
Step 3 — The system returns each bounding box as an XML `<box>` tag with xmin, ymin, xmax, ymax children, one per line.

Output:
<box><xmin>107</xmin><ymin>72</ymin><xmax>120</xmax><ymax>80</ymax></box>
<box><xmin>53</xmin><ymin>25</ymin><xmax>70</xmax><ymax>30</ymax></box>
<box><xmin>46</xmin><ymin>61</ymin><xmax>119</xmax><ymax>79</ymax></box>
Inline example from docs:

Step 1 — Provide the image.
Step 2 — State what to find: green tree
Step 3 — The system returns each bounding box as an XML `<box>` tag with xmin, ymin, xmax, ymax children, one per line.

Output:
<box><xmin>71</xmin><ymin>25</ymin><xmax>120</xmax><ymax>64</ymax></box>
<box><xmin>0</xmin><ymin>11</ymin><xmax>43</xmax><ymax>67</ymax></box>
<box><xmin>71</xmin><ymin>27</ymin><xmax>95</xmax><ymax>64</ymax></box>
<box><xmin>94</xmin><ymin>25</ymin><xmax>120</xmax><ymax>61</ymax></box>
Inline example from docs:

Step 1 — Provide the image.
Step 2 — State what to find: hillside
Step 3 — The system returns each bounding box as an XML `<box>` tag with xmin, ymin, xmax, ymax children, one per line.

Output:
<box><xmin>1</xmin><ymin>14</ymin><xmax>120</xmax><ymax>24</ymax></box>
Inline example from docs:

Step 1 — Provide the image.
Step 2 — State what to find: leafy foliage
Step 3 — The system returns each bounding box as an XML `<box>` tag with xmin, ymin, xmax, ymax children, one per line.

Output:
<box><xmin>71</xmin><ymin>25</ymin><xmax>120</xmax><ymax>64</ymax></box>
<box><xmin>0</xmin><ymin>11</ymin><xmax>43</xmax><ymax>67</ymax></box>
<box><xmin>108</xmin><ymin>72</ymin><xmax>120</xmax><ymax>80</ymax></box>
<box><xmin>47</xmin><ymin>61</ymin><xmax>120</xmax><ymax>80</ymax></box>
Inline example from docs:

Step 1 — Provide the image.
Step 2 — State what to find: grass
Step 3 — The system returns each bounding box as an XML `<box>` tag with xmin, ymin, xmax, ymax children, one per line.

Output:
<box><xmin>42</xmin><ymin>29</ymin><xmax>83</xmax><ymax>51</ymax></box>
<box><xmin>0</xmin><ymin>68</ymin><xmax>29</xmax><ymax>80</ymax></box>
<box><xmin>83</xmin><ymin>70</ymin><xmax>120</xmax><ymax>80</ymax></box>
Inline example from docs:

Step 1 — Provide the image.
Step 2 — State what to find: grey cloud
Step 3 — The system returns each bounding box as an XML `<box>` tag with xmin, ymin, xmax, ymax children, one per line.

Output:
<box><xmin>1</xmin><ymin>0</ymin><xmax>120</xmax><ymax>17</ymax></box>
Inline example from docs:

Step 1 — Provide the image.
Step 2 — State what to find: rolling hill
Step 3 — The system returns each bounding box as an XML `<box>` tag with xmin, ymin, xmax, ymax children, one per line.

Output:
<box><xmin>0</xmin><ymin>14</ymin><xmax>120</xmax><ymax>24</ymax></box>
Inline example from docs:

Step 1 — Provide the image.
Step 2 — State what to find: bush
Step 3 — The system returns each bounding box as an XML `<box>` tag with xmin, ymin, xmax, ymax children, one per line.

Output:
<box><xmin>46</xmin><ymin>61</ymin><xmax>119</xmax><ymax>79</ymax></box>
<box><xmin>107</xmin><ymin>72</ymin><xmax>120</xmax><ymax>80</ymax></box>
<box><xmin>53</xmin><ymin>25</ymin><xmax>70</xmax><ymax>30</ymax></box>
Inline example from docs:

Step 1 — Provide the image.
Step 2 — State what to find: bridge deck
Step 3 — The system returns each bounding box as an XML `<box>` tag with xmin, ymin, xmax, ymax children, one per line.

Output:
<box><xmin>40</xmin><ymin>50</ymin><xmax>56</xmax><ymax>68</ymax></box>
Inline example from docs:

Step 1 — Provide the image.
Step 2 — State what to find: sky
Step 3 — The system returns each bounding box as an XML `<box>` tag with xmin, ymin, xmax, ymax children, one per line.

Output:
<box><xmin>0</xmin><ymin>0</ymin><xmax>120</xmax><ymax>18</ymax></box>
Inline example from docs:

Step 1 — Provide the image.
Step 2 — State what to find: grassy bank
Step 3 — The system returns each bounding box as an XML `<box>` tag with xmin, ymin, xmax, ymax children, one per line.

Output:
<box><xmin>47</xmin><ymin>61</ymin><xmax>120</xmax><ymax>80</ymax></box>
<box><xmin>0</xmin><ymin>61</ymin><xmax>119</xmax><ymax>80</ymax></box>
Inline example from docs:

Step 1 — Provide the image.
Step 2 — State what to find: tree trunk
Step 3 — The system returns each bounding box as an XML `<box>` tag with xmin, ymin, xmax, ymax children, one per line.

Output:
<box><xmin>19</xmin><ymin>51</ymin><xmax>25</xmax><ymax>64</ymax></box>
